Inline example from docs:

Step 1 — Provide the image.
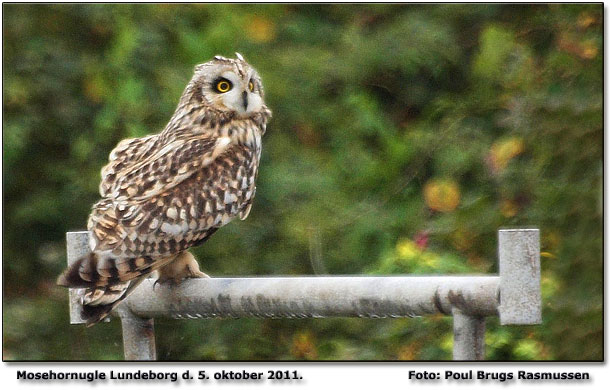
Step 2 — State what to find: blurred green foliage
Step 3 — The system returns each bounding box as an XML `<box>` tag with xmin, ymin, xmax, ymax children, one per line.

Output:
<box><xmin>2</xmin><ymin>4</ymin><xmax>602</xmax><ymax>360</ymax></box>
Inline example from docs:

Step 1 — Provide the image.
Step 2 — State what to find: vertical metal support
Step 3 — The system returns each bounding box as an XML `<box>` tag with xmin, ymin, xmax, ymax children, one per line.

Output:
<box><xmin>66</xmin><ymin>232</ymin><xmax>89</xmax><ymax>324</ymax></box>
<box><xmin>63</xmin><ymin>228</ymin><xmax>541</xmax><ymax>361</ymax></box>
<box><xmin>498</xmin><ymin>229</ymin><xmax>542</xmax><ymax>325</ymax></box>
<box><xmin>116</xmin><ymin>305</ymin><xmax>157</xmax><ymax>361</ymax></box>
<box><xmin>452</xmin><ymin>310</ymin><xmax>486</xmax><ymax>360</ymax></box>
<box><xmin>66</xmin><ymin>231</ymin><xmax>157</xmax><ymax>360</ymax></box>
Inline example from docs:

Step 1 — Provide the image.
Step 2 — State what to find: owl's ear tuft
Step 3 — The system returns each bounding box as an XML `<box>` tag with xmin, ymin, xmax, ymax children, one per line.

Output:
<box><xmin>235</xmin><ymin>52</ymin><xmax>245</xmax><ymax>61</ymax></box>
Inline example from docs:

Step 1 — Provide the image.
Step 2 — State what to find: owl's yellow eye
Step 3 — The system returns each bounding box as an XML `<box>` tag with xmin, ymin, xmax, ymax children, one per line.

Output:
<box><xmin>215</xmin><ymin>79</ymin><xmax>232</xmax><ymax>93</ymax></box>
<box><xmin>248</xmin><ymin>81</ymin><xmax>254</xmax><ymax>92</ymax></box>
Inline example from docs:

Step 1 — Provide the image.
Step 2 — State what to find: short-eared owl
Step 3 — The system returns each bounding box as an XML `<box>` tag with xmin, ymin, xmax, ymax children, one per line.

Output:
<box><xmin>58</xmin><ymin>54</ymin><xmax>272</xmax><ymax>325</ymax></box>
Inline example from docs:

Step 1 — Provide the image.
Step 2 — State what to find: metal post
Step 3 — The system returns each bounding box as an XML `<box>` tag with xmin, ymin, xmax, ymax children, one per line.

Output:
<box><xmin>116</xmin><ymin>305</ymin><xmax>157</xmax><ymax>361</ymax></box>
<box><xmin>498</xmin><ymin>229</ymin><xmax>541</xmax><ymax>325</ymax></box>
<box><xmin>452</xmin><ymin>309</ymin><xmax>485</xmax><ymax>360</ymax></box>
<box><xmin>64</xmin><ymin>228</ymin><xmax>542</xmax><ymax>361</ymax></box>
<box><xmin>65</xmin><ymin>232</ymin><xmax>89</xmax><ymax>324</ymax></box>
<box><xmin>66</xmin><ymin>231</ymin><xmax>157</xmax><ymax>360</ymax></box>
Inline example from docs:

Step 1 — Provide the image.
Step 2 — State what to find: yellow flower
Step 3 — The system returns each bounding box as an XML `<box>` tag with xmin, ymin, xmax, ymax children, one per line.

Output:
<box><xmin>291</xmin><ymin>331</ymin><xmax>317</xmax><ymax>360</ymax></box>
<box><xmin>514</xmin><ymin>339</ymin><xmax>542</xmax><ymax>359</ymax></box>
<box><xmin>246</xmin><ymin>16</ymin><xmax>276</xmax><ymax>43</ymax></box>
<box><xmin>488</xmin><ymin>136</ymin><xmax>525</xmax><ymax>173</ymax></box>
<box><xmin>556</xmin><ymin>33</ymin><xmax>598</xmax><ymax>61</ymax></box>
<box><xmin>500</xmin><ymin>199</ymin><xmax>519</xmax><ymax>217</ymax></box>
<box><xmin>397</xmin><ymin>343</ymin><xmax>421</xmax><ymax>360</ymax></box>
<box><xmin>578</xmin><ymin>12</ymin><xmax>597</xmax><ymax>29</ymax></box>
<box><xmin>440</xmin><ymin>333</ymin><xmax>453</xmax><ymax>352</ymax></box>
<box><xmin>423</xmin><ymin>179</ymin><xmax>461</xmax><ymax>212</ymax></box>
<box><xmin>421</xmin><ymin>252</ymin><xmax>439</xmax><ymax>268</ymax></box>
<box><xmin>580</xmin><ymin>40</ymin><xmax>598</xmax><ymax>59</ymax></box>
<box><xmin>396</xmin><ymin>239</ymin><xmax>420</xmax><ymax>259</ymax></box>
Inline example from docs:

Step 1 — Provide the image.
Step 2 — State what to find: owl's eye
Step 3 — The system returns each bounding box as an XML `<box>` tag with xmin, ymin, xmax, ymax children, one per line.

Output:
<box><xmin>248</xmin><ymin>81</ymin><xmax>254</xmax><ymax>92</ymax></box>
<box><xmin>215</xmin><ymin>79</ymin><xmax>232</xmax><ymax>93</ymax></box>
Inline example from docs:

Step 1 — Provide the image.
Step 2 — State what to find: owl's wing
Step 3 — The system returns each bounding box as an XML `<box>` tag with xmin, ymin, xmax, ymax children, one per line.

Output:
<box><xmin>88</xmin><ymin>135</ymin><xmax>237</xmax><ymax>255</ymax></box>
<box><xmin>100</xmin><ymin>135</ymin><xmax>159</xmax><ymax>197</ymax></box>
<box><xmin>103</xmin><ymin>136</ymin><xmax>233</xmax><ymax>201</ymax></box>
<box><xmin>59</xmin><ymin>138</ymin><xmax>253</xmax><ymax>313</ymax></box>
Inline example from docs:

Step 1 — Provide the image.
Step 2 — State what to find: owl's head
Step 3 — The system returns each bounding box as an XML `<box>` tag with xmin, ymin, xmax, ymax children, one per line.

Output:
<box><xmin>189</xmin><ymin>53</ymin><xmax>266</xmax><ymax>118</ymax></box>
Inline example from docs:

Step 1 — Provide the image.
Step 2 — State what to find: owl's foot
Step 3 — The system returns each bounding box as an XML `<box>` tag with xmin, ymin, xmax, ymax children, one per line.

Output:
<box><xmin>155</xmin><ymin>251</ymin><xmax>209</xmax><ymax>287</ymax></box>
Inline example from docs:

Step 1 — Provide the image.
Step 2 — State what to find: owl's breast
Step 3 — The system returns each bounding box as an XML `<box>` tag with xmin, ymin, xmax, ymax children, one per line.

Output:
<box><xmin>189</xmin><ymin>141</ymin><xmax>260</xmax><ymax>228</ymax></box>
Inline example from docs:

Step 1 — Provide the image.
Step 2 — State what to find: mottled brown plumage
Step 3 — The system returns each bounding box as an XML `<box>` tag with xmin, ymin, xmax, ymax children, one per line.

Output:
<box><xmin>58</xmin><ymin>54</ymin><xmax>271</xmax><ymax>325</ymax></box>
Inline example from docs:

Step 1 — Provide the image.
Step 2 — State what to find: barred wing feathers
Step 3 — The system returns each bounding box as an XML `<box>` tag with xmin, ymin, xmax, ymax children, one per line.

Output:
<box><xmin>99</xmin><ymin>134</ymin><xmax>158</xmax><ymax>197</ymax></box>
<box><xmin>58</xmin><ymin>135</ymin><xmax>256</xmax><ymax>290</ymax></box>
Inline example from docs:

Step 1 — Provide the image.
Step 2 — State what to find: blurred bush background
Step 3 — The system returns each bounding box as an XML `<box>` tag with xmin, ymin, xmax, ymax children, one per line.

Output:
<box><xmin>2</xmin><ymin>4</ymin><xmax>602</xmax><ymax>360</ymax></box>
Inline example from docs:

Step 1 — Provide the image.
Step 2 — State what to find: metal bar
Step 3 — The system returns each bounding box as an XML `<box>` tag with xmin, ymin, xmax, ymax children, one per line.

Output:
<box><xmin>124</xmin><ymin>276</ymin><xmax>500</xmax><ymax>319</ymax></box>
<box><xmin>65</xmin><ymin>232</ymin><xmax>90</xmax><ymax>324</ymax></box>
<box><xmin>498</xmin><ymin>229</ymin><xmax>542</xmax><ymax>325</ymax></box>
<box><xmin>452</xmin><ymin>309</ymin><xmax>486</xmax><ymax>360</ymax></box>
<box><xmin>65</xmin><ymin>228</ymin><xmax>543</xmax><ymax>361</ymax></box>
<box><xmin>66</xmin><ymin>231</ymin><xmax>156</xmax><ymax>360</ymax></box>
<box><xmin>115</xmin><ymin>305</ymin><xmax>157</xmax><ymax>361</ymax></box>
<box><xmin>66</xmin><ymin>231</ymin><xmax>501</xmax><ymax>322</ymax></box>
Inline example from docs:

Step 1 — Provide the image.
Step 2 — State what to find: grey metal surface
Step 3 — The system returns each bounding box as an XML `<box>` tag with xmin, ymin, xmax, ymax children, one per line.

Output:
<box><xmin>65</xmin><ymin>231</ymin><xmax>502</xmax><ymax>321</ymax></box>
<box><xmin>452</xmin><ymin>310</ymin><xmax>486</xmax><ymax>360</ymax></box>
<box><xmin>116</xmin><ymin>305</ymin><xmax>157</xmax><ymax>361</ymax></box>
<box><xmin>125</xmin><ymin>276</ymin><xmax>500</xmax><ymax>319</ymax></box>
<box><xmin>65</xmin><ymin>231</ymin><xmax>156</xmax><ymax>359</ymax></box>
<box><xmin>64</xmin><ymin>228</ymin><xmax>543</xmax><ymax>361</ymax></box>
<box><xmin>498</xmin><ymin>229</ymin><xmax>542</xmax><ymax>325</ymax></box>
<box><xmin>65</xmin><ymin>231</ymin><xmax>89</xmax><ymax>324</ymax></box>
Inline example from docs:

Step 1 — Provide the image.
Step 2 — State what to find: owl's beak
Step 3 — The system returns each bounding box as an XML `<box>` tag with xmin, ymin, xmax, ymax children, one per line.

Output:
<box><xmin>242</xmin><ymin>91</ymin><xmax>248</xmax><ymax>111</ymax></box>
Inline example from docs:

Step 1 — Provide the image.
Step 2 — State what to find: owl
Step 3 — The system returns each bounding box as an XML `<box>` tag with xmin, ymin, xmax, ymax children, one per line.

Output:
<box><xmin>57</xmin><ymin>53</ymin><xmax>272</xmax><ymax>326</ymax></box>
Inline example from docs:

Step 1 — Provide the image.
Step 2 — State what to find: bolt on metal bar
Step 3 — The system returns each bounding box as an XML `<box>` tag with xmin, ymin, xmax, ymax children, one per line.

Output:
<box><xmin>64</xmin><ymin>228</ymin><xmax>541</xmax><ymax>360</ymax></box>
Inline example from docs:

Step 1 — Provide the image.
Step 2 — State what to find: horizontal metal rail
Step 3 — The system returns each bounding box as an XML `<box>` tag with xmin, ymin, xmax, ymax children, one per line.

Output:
<box><xmin>129</xmin><ymin>275</ymin><xmax>499</xmax><ymax>319</ymax></box>
<box><xmin>65</xmin><ymin>228</ymin><xmax>541</xmax><ymax>360</ymax></box>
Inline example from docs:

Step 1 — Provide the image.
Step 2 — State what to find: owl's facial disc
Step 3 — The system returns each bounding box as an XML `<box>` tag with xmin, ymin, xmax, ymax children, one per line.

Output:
<box><xmin>209</xmin><ymin>70</ymin><xmax>263</xmax><ymax>117</ymax></box>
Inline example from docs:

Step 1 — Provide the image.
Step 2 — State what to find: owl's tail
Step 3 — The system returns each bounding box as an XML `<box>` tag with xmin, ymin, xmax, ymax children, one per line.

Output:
<box><xmin>79</xmin><ymin>277</ymin><xmax>146</xmax><ymax>326</ymax></box>
<box><xmin>81</xmin><ymin>275</ymin><xmax>147</xmax><ymax>327</ymax></box>
<box><xmin>57</xmin><ymin>252</ymin><xmax>159</xmax><ymax>288</ymax></box>
<box><xmin>57</xmin><ymin>252</ymin><xmax>172</xmax><ymax>326</ymax></box>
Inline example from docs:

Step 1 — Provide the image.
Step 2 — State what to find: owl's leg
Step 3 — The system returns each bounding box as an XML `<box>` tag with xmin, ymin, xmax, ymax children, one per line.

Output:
<box><xmin>155</xmin><ymin>251</ymin><xmax>209</xmax><ymax>286</ymax></box>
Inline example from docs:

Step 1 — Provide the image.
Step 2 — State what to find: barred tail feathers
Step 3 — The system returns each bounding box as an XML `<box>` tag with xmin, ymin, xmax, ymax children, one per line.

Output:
<box><xmin>57</xmin><ymin>251</ymin><xmax>157</xmax><ymax>288</ymax></box>
<box><xmin>57</xmin><ymin>252</ymin><xmax>175</xmax><ymax>326</ymax></box>
<box><xmin>80</xmin><ymin>276</ymin><xmax>146</xmax><ymax>326</ymax></box>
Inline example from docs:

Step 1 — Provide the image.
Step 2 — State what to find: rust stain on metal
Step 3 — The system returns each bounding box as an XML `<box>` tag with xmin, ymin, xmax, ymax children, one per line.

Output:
<box><xmin>448</xmin><ymin>289</ymin><xmax>468</xmax><ymax>312</ymax></box>
<box><xmin>433</xmin><ymin>288</ymin><xmax>449</xmax><ymax>315</ymax></box>
<box><xmin>139</xmin><ymin>320</ymin><xmax>155</xmax><ymax>339</ymax></box>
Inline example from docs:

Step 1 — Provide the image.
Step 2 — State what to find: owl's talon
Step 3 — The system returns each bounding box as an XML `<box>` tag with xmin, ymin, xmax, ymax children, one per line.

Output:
<box><xmin>156</xmin><ymin>251</ymin><xmax>209</xmax><ymax>285</ymax></box>
<box><xmin>190</xmin><ymin>270</ymin><xmax>210</xmax><ymax>278</ymax></box>
<box><xmin>154</xmin><ymin>277</ymin><xmax>178</xmax><ymax>289</ymax></box>
<box><xmin>153</xmin><ymin>279</ymin><xmax>162</xmax><ymax>290</ymax></box>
